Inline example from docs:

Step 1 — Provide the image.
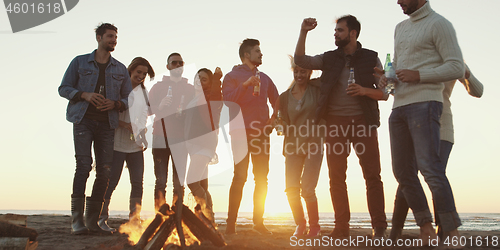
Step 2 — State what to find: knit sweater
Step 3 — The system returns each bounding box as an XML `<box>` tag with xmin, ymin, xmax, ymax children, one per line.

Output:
<box><xmin>393</xmin><ymin>2</ymin><xmax>464</xmax><ymax>109</ymax></box>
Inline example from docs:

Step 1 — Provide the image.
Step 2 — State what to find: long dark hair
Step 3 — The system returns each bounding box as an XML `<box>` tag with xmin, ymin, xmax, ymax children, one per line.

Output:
<box><xmin>197</xmin><ymin>68</ymin><xmax>222</xmax><ymax>101</ymax></box>
<box><xmin>128</xmin><ymin>57</ymin><xmax>155</xmax><ymax>89</ymax></box>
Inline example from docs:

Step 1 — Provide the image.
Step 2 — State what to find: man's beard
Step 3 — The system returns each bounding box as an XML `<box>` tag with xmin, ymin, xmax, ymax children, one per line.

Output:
<box><xmin>250</xmin><ymin>59</ymin><xmax>262</xmax><ymax>66</ymax></box>
<box><xmin>335</xmin><ymin>36</ymin><xmax>350</xmax><ymax>48</ymax></box>
<box><xmin>105</xmin><ymin>43</ymin><xmax>116</xmax><ymax>52</ymax></box>
<box><xmin>403</xmin><ymin>0</ymin><xmax>420</xmax><ymax>15</ymax></box>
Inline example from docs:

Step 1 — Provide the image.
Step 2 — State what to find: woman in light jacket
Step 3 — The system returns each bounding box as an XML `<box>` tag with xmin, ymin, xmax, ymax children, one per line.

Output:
<box><xmin>277</xmin><ymin>57</ymin><xmax>324</xmax><ymax>237</ymax></box>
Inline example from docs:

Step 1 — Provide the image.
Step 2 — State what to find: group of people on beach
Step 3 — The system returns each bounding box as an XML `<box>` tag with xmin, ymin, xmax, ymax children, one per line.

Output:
<box><xmin>58</xmin><ymin>0</ymin><xmax>483</xmax><ymax>245</ymax></box>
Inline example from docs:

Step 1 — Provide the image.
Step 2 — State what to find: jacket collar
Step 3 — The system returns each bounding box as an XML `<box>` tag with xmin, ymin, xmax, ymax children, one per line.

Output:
<box><xmin>88</xmin><ymin>49</ymin><xmax>117</xmax><ymax>66</ymax></box>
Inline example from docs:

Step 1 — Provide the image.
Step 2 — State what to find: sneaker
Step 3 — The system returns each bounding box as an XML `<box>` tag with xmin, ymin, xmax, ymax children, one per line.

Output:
<box><xmin>328</xmin><ymin>228</ymin><xmax>349</xmax><ymax>238</ymax></box>
<box><xmin>253</xmin><ymin>223</ymin><xmax>272</xmax><ymax>235</ymax></box>
<box><xmin>372</xmin><ymin>227</ymin><xmax>386</xmax><ymax>239</ymax></box>
<box><xmin>306</xmin><ymin>224</ymin><xmax>321</xmax><ymax>237</ymax></box>
<box><xmin>293</xmin><ymin>223</ymin><xmax>307</xmax><ymax>237</ymax></box>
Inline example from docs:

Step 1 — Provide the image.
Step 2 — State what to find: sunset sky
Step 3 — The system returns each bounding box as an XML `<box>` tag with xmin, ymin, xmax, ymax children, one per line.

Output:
<box><xmin>0</xmin><ymin>0</ymin><xmax>498</xmax><ymax>216</ymax></box>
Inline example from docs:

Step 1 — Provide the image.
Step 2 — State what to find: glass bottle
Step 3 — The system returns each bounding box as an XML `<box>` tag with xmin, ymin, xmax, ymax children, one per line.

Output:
<box><xmin>347</xmin><ymin>67</ymin><xmax>355</xmax><ymax>85</ymax></box>
<box><xmin>253</xmin><ymin>69</ymin><xmax>260</xmax><ymax>96</ymax></box>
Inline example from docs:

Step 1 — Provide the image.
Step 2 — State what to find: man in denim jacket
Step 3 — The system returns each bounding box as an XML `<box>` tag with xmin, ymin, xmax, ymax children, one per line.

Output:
<box><xmin>58</xmin><ymin>23</ymin><xmax>132</xmax><ymax>235</ymax></box>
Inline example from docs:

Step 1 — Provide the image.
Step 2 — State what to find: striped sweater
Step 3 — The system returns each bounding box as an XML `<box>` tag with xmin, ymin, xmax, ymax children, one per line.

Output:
<box><xmin>393</xmin><ymin>1</ymin><xmax>464</xmax><ymax>109</ymax></box>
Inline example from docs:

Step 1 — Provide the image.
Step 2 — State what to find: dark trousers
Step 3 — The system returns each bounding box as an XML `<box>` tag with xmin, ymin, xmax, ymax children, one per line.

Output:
<box><xmin>72</xmin><ymin>118</ymin><xmax>114</xmax><ymax>201</ymax></box>
<box><xmin>325</xmin><ymin>115</ymin><xmax>387</xmax><ymax>229</ymax></box>
<box><xmin>152</xmin><ymin>147</ymin><xmax>183</xmax><ymax>200</ymax></box>
<box><xmin>105</xmin><ymin>150</ymin><xmax>144</xmax><ymax>200</ymax></box>
<box><xmin>227</xmin><ymin>132</ymin><xmax>270</xmax><ymax>225</ymax></box>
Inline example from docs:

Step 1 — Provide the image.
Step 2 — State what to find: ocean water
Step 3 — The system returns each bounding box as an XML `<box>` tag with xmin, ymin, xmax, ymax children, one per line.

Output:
<box><xmin>2</xmin><ymin>210</ymin><xmax>498</xmax><ymax>231</ymax></box>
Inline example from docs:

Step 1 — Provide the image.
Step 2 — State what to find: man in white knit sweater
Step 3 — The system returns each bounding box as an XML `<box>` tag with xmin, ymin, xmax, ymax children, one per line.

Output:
<box><xmin>382</xmin><ymin>0</ymin><xmax>465</xmax><ymax>242</ymax></box>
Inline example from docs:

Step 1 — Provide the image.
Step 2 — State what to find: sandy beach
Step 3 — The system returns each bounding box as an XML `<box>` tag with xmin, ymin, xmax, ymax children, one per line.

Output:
<box><xmin>16</xmin><ymin>214</ymin><xmax>498</xmax><ymax>250</ymax></box>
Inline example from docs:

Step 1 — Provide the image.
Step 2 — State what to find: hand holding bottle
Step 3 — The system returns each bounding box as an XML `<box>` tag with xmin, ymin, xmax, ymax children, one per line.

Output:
<box><xmin>346</xmin><ymin>83</ymin><xmax>367</xmax><ymax>97</ymax></box>
<box><xmin>214</xmin><ymin>67</ymin><xmax>223</xmax><ymax>80</ymax></box>
<box><xmin>159</xmin><ymin>86</ymin><xmax>173</xmax><ymax>110</ymax></box>
<box><xmin>82</xmin><ymin>92</ymin><xmax>105</xmax><ymax>107</ymax></box>
<box><xmin>243</xmin><ymin>75</ymin><xmax>261</xmax><ymax>89</ymax></box>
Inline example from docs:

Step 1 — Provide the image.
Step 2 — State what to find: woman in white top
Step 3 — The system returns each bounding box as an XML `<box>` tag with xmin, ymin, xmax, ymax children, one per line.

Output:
<box><xmin>99</xmin><ymin>57</ymin><xmax>155</xmax><ymax>231</ymax></box>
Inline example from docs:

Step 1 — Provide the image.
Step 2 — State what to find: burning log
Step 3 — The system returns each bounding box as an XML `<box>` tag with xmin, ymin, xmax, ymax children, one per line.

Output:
<box><xmin>134</xmin><ymin>204</ymin><xmax>226</xmax><ymax>249</ymax></box>
<box><xmin>143</xmin><ymin>215</ymin><xmax>175</xmax><ymax>250</ymax></box>
<box><xmin>179</xmin><ymin>205</ymin><xmax>226</xmax><ymax>247</ymax></box>
<box><xmin>135</xmin><ymin>204</ymin><xmax>170</xmax><ymax>250</ymax></box>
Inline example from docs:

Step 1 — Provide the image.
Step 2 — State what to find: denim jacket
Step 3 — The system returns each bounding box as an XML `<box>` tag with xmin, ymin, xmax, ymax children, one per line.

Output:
<box><xmin>58</xmin><ymin>50</ymin><xmax>132</xmax><ymax>129</ymax></box>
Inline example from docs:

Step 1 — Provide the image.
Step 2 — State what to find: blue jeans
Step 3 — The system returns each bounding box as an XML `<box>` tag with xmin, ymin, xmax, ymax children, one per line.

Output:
<box><xmin>72</xmin><ymin>118</ymin><xmax>114</xmax><ymax>201</ymax></box>
<box><xmin>105</xmin><ymin>150</ymin><xmax>144</xmax><ymax>200</ymax></box>
<box><xmin>285</xmin><ymin>150</ymin><xmax>323</xmax><ymax>203</ymax></box>
<box><xmin>389</xmin><ymin>101</ymin><xmax>461</xmax><ymax>231</ymax></box>
<box><xmin>392</xmin><ymin>140</ymin><xmax>456</xmax><ymax>231</ymax></box>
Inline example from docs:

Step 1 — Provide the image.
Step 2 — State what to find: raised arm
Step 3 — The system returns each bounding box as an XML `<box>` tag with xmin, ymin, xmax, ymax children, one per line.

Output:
<box><xmin>294</xmin><ymin>18</ymin><xmax>324</xmax><ymax>70</ymax></box>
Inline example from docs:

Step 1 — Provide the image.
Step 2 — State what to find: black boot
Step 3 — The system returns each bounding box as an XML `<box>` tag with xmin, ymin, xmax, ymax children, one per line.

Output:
<box><xmin>71</xmin><ymin>197</ymin><xmax>89</xmax><ymax>235</ymax></box>
<box><xmin>98</xmin><ymin>199</ymin><xmax>116</xmax><ymax>233</ymax></box>
<box><xmin>85</xmin><ymin>197</ymin><xmax>113</xmax><ymax>235</ymax></box>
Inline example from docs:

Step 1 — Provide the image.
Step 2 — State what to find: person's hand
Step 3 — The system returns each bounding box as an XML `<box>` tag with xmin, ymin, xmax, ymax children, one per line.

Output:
<box><xmin>374</xmin><ymin>67</ymin><xmax>387</xmax><ymax>89</ymax></box>
<box><xmin>159</xmin><ymin>95</ymin><xmax>172</xmax><ymax>109</ymax></box>
<box><xmin>119</xmin><ymin>121</ymin><xmax>133</xmax><ymax>133</ymax></box>
<box><xmin>81</xmin><ymin>92</ymin><xmax>105</xmax><ymax>107</ymax></box>
<box><xmin>264</xmin><ymin>118</ymin><xmax>274</xmax><ymax>136</ymax></box>
<box><xmin>301</xmin><ymin>18</ymin><xmax>317</xmax><ymax>32</ymax></box>
<box><xmin>373</xmin><ymin>67</ymin><xmax>384</xmax><ymax>78</ymax></box>
<box><xmin>346</xmin><ymin>83</ymin><xmax>367</xmax><ymax>97</ymax></box>
<box><xmin>136</xmin><ymin>129</ymin><xmax>148</xmax><ymax>150</ymax></box>
<box><xmin>98</xmin><ymin>99</ymin><xmax>115</xmax><ymax>111</ymax></box>
<box><xmin>396</xmin><ymin>69</ymin><xmax>420</xmax><ymax>83</ymax></box>
<box><xmin>214</xmin><ymin>67</ymin><xmax>223</xmax><ymax>80</ymax></box>
<box><xmin>242</xmin><ymin>76</ymin><xmax>260</xmax><ymax>88</ymax></box>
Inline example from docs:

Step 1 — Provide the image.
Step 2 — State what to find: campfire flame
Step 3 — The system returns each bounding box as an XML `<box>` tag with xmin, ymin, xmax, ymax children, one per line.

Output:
<box><xmin>118</xmin><ymin>217</ymin><xmax>153</xmax><ymax>245</ymax></box>
<box><xmin>165</xmin><ymin>221</ymin><xmax>200</xmax><ymax>246</ymax></box>
<box><xmin>118</xmin><ymin>213</ymin><xmax>200</xmax><ymax>247</ymax></box>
